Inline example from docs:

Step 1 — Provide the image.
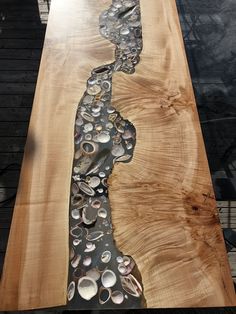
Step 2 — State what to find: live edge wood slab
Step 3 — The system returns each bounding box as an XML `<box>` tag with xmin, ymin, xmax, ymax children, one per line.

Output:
<box><xmin>0</xmin><ymin>0</ymin><xmax>235</xmax><ymax>310</ymax></box>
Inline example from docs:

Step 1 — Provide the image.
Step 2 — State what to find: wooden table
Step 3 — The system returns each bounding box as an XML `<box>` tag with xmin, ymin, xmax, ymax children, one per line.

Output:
<box><xmin>0</xmin><ymin>0</ymin><xmax>235</xmax><ymax>310</ymax></box>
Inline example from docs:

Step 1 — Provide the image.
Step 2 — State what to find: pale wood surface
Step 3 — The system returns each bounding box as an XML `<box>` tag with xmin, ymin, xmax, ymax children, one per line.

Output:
<box><xmin>0</xmin><ymin>0</ymin><xmax>50</xmax><ymax>279</ymax></box>
<box><xmin>110</xmin><ymin>0</ymin><xmax>236</xmax><ymax>307</ymax></box>
<box><xmin>0</xmin><ymin>0</ymin><xmax>235</xmax><ymax>310</ymax></box>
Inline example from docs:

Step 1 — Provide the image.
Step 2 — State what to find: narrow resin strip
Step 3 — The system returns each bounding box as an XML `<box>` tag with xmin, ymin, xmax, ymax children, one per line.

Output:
<box><xmin>67</xmin><ymin>0</ymin><xmax>144</xmax><ymax>309</ymax></box>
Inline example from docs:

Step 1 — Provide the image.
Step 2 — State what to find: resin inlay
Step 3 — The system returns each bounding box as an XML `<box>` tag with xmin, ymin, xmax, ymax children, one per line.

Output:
<box><xmin>67</xmin><ymin>0</ymin><xmax>144</xmax><ymax>309</ymax></box>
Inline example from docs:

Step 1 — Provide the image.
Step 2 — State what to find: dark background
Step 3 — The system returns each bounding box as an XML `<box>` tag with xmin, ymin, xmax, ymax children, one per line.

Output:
<box><xmin>0</xmin><ymin>0</ymin><xmax>235</xmax><ymax>313</ymax></box>
<box><xmin>0</xmin><ymin>0</ymin><xmax>49</xmax><ymax>275</ymax></box>
<box><xmin>176</xmin><ymin>0</ymin><xmax>236</xmax><ymax>201</ymax></box>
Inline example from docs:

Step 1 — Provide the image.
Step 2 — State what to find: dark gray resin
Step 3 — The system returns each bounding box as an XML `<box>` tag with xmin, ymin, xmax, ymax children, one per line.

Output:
<box><xmin>67</xmin><ymin>0</ymin><xmax>145</xmax><ymax>309</ymax></box>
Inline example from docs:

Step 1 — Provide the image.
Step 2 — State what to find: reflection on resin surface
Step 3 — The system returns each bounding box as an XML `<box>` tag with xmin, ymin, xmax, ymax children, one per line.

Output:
<box><xmin>67</xmin><ymin>0</ymin><xmax>145</xmax><ymax>309</ymax></box>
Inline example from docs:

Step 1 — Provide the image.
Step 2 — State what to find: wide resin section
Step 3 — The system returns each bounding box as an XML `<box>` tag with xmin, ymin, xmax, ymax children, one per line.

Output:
<box><xmin>67</xmin><ymin>0</ymin><xmax>144</xmax><ymax>309</ymax></box>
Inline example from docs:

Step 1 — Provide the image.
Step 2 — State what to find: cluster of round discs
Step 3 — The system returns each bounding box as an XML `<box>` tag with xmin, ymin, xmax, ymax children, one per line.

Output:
<box><xmin>99</xmin><ymin>0</ymin><xmax>142</xmax><ymax>74</ymax></box>
<box><xmin>67</xmin><ymin>0</ymin><xmax>144</xmax><ymax>309</ymax></box>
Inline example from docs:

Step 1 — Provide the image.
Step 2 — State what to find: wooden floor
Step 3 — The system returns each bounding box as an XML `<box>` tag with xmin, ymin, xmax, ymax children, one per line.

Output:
<box><xmin>0</xmin><ymin>0</ymin><xmax>235</xmax><ymax>311</ymax></box>
<box><xmin>0</xmin><ymin>0</ymin><xmax>49</xmax><ymax>275</ymax></box>
<box><xmin>176</xmin><ymin>0</ymin><xmax>236</xmax><ymax>202</ymax></box>
<box><xmin>176</xmin><ymin>0</ymin><xmax>236</xmax><ymax>285</ymax></box>
<box><xmin>218</xmin><ymin>201</ymin><xmax>236</xmax><ymax>282</ymax></box>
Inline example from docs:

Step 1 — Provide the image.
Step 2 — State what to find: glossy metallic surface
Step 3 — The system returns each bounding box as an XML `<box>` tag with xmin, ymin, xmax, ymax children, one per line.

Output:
<box><xmin>67</xmin><ymin>0</ymin><xmax>145</xmax><ymax>309</ymax></box>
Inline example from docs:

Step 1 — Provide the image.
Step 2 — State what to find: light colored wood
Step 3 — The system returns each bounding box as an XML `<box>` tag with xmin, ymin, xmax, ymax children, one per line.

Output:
<box><xmin>110</xmin><ymin>0</ymin><xmax>236</xmax><ymax>308</ymax></box>
<box><xmin>0</xmin><ymin>0</ymin><xmax>113</xmax><ymax>310</ymax></box>
<box><xmin>0</xmin><ymin>0</ymin><xmax>235</xmax><ymax>310</ymax></box>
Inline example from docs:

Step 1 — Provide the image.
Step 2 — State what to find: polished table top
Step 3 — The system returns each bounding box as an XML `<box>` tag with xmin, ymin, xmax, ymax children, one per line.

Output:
<box><xmin>0</xmin><ymin>0</ymin><xmax>235</xmax><ymax>310</ymax></box>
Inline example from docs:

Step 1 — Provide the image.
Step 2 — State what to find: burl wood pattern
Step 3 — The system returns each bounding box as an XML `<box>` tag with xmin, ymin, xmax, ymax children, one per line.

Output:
<box><xmin>110</xmin><ymin>0</ymin><xmax>236</xmax><ymax>307</ymax></box>
<box><xmin>0</xmin><ymin>0</ymin><xmax>235</xmax><ymax>310</ymax></box>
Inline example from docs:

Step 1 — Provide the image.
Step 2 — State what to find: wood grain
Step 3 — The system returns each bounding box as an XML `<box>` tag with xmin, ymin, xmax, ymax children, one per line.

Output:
<box><xmin>0</xmin><ymin>0</ymin><xmax>235</xmax><ymax>310</ymax></box>
<box><xmin>110</xmin><ymin>0</ymin><xmax>236</xmax><ymax>307</ymax></box>
<box><xmin>0</xmin><ymin>0</ymin><xmax>113</xmax><ymax>310</ymax></box>
<box><xmin>0</xmin><ymin>0</ymin><xmax>49</xmax><ymax>280</ymax></box>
